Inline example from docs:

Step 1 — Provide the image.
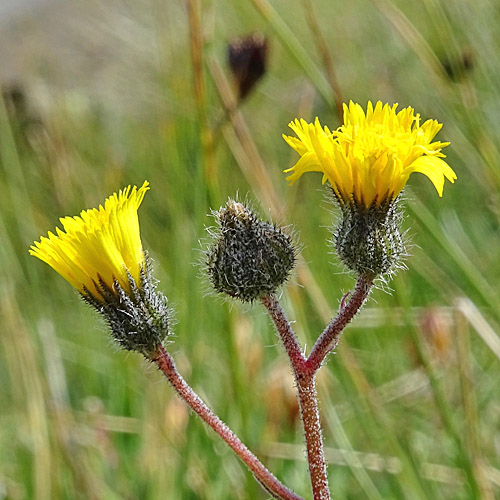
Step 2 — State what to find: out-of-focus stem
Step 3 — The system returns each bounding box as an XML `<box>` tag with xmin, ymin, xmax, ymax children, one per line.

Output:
<box><xmin>207</xmin><ymin>56</ymin><xmax>281</xmax><ymax>216</ymax></box>
<box><xmin>306</xmin><ymin>274</ymin><xmax>373</xmax><ymax>374</ymax></box>
<box><xmin>249</xmin><ymin>0</ymin><xmax>334</xmax><ymax>109</ymax></box>
<box><xmin>404</xmin><ymin>305</ymin><xmax>483</xmax><ymax>499</ymax></box>
<box><xmin>301</xmin><ymin>0</ymin><xmax>344</xmax><ymax>121</ymax></box>
<box><xmin>185</xmin><ymin>0</ymin><xmax>217</xmax><ymax>193</ymax></box>
<box><xmin>152</xmin><ymin>345</ymin><xmax>303</xmax><ymax>500</ymax></box>
<box><xmin>455</xmin><ymin>308</ymin><xmax>495</xmax><ymax>500</ymax></box>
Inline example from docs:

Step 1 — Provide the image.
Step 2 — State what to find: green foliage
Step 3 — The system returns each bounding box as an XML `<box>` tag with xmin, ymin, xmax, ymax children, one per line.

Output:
<box><xmin>1</xmin><ymin>0</ymin><xmax>500</xmax><ymax>498</ymax></box>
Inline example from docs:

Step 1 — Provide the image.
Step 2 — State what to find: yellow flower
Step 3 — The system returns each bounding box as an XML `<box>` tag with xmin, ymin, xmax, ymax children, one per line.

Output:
<box><xmin>30</xmin><ymin>181</ymin><xmax>149</xmax><ymax>300</ymax></box>
<box><xmin>283</xmin><ymin>101</ymin><xmax>456</xmax><ymax>207</ymax></box>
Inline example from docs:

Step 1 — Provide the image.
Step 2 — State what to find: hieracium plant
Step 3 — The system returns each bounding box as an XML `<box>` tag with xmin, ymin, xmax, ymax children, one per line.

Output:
<box><xmin>30</xmin><ymin>101</ymin><xmax>456</xmax><ymax>500</ymax></box>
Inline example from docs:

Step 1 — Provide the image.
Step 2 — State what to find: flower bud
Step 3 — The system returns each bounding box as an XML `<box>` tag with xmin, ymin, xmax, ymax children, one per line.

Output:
<box><xmin>334</xmin><ymin>197</ymin><xmax>407</xmax><ymax>277</ymax></box>
<box><xmin>206</xmin><ymin>200</ymin><xmax>296</xmax><ymax>302</ymax></box>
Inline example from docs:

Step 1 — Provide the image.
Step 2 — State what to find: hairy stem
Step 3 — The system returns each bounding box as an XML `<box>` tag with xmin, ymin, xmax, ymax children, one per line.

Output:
<box><xmin>306</xmin><ymin>274</ymin><xmax>373</xmax><ymax>373</ymax></box>
<box><xmin>301</xmin><ymin>0</ymin><xmax>344</xmax><ymax>121</ymax></box>
<box><xmin>297</xmin><ymin>374</ymin><xmax>330</xmax><ymax>500</ymax></box>
<box><xmin>152</xmin><ymin>345</ymin><xmax>303</xmax><ymax>500</ymax></box>
<box><xmin>261</xmin><ymin>295</ymin><xmax>306</xmax><ymax>372</ymax></box>
<box><xmin>262</xmin><ymin>295</ymin><xmax>331</xmax><ymax>500</ymax></box>
<box><xmin>185</xmin><ymin>0</ymin><xmax>217</xmax><ymax>191</ymax></box>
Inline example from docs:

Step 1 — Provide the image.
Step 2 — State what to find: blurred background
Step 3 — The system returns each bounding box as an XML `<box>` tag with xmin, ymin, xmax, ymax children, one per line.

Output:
<box><xmin>1</xmin><ymin>0</ymin><xmax>500</xmax><ymax>498</ymax></box>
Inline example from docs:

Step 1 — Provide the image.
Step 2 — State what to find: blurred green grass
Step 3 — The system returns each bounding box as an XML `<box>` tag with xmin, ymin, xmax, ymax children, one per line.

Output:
<box><xmin>1</xmin><ymin>0</ymin><xmax>500</xmax><ymax>498</ymax></box>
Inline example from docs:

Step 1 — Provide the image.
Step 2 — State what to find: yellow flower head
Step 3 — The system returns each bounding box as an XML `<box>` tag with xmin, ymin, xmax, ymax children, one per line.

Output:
<box><xmin>283</xmin><ymin>101</ymin><xmax>456</xmax><ymax>207</ymax></box>
<box><xmin>30</xmin><ymin>181</ymin><xmax>149</xmax><ymax>300</ymax></box>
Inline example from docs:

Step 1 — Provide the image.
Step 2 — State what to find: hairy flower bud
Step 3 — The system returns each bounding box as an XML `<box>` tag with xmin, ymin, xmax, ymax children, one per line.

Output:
<box><xmin>206</xmin><ymin>200</ymin><xmax>296</xmax><ymax>302</ymax></box>
<box><xmin>333</xmin><ymin>196</ymin><xmax>407</xmax><ymax>277</ymax></box>
<box><xmin>82</xmin><ymin>255</ymin><xmax>170</xmax><ymax>357</ymax></box>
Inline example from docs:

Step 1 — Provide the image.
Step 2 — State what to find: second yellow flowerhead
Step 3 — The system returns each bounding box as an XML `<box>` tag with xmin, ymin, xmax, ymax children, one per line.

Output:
<box><xmin>283</xmin><ymin>100</ymin><xmax>456</xmax><ymax>208</ymax></box>
<box><xmin>283</xmin><ymin>101</ymin><xmax>457</xmax><ymax>277</ymax></box>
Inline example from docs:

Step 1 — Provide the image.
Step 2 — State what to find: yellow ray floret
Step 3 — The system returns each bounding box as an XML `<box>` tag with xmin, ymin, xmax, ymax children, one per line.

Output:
<box><xmin>283</xmin><ymin>101</ymin><xmax>456</xmax><ymax>207</ymax></box>
<box><xmin>30</xmin><ymin>181</ymin><xmax>150</xmax><ymax>299</ymax></box>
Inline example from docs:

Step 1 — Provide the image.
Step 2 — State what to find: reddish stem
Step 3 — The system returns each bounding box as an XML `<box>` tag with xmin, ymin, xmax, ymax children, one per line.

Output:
<box><xmin>262</xmin><ymin>295</ymin><xmax>331</xmax><ymax>500</ymax></box>
<box><xmin>152</xmin><ymin>345</ymin><xmax>303</xmax><ymax>500</ymax></box>
<box><xmin>260</xmin><ymin>295</ymin><xmax>306</xmax><ymax>373</ymax></box>
<box><xmin>305</xmin><ymin>275</ymin><xmax>373</xmax><ymax>374</ymax></box>
<box><xmin>262</xmin><ymin>278</ymin><xmax>372</xmax><ymax>499</ymax></box>
<box><xmin>296</xmin><ymin>374</ymin><xmax>330</xmax><ymax>500</ymax></box>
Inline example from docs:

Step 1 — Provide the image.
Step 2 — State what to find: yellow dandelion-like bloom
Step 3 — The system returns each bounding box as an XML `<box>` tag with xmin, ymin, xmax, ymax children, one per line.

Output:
<box><xmin>283</xmin><ymin>101</ymin><xmax>456</xmax><ymax>207</ymax></box>
<box><xmin>30</xmin><ymin>181</ymin><xmax>149</xmax><ymax>300</ymax></box>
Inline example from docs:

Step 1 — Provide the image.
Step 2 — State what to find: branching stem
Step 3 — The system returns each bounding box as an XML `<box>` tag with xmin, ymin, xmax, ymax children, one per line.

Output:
<box><xmin>153</xmin><ymin>275</ymin><xmax>371</xmax><ymax>499</ymax></box>
<box><xmin>262</xmin><ymin>275</ymin><xmax>373</xmax><ymax>499</ymax></box>
<box><xmin>261</xmin><ymin>295</ymin><xmax>330</xmax><ymax>500</ymax></box>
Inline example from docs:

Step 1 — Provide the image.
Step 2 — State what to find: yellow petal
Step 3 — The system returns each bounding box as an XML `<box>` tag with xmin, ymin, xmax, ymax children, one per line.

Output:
<box><xmin>406</xmin><ymin>156</ymin><xmax>457</xmax><ymax>196</ymax></box>
<box><xmin>30</xmin><ymin>181</ymin><xmax>149</xmax><ymax>299</ymax></box>
<box><xmin>283</xmin><ymin>102</ymin><xmax>456</xmax><ymax>206</ymax></box>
